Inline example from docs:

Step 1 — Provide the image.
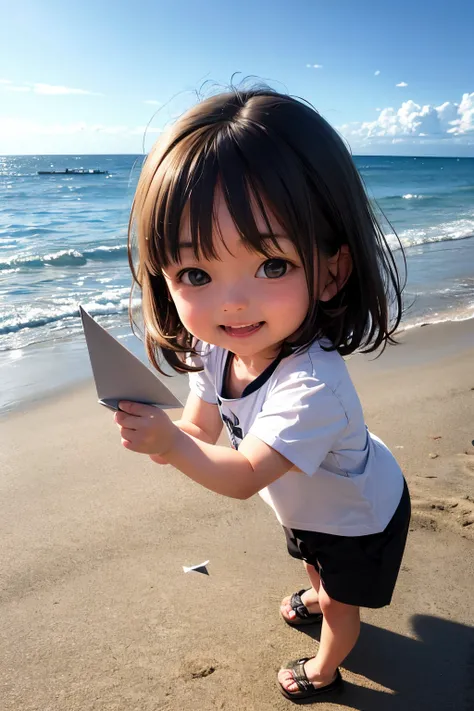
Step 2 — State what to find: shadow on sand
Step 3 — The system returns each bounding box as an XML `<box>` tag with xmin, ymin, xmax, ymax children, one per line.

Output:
<box><xmin>296</xmin><ymin>614</ymin><xmax>474</xmax><ymax>709</ymax></box>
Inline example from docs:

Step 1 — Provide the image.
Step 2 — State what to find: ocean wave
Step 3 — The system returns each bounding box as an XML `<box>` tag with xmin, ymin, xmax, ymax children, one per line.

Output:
<box><xmin>401</xmin><ymin>307</ymin><xmax>474</xmax><ymax>331</ymax></box>
<box><xmin>0</xmin><ymin>238</ymin><xmax>18</xmax><ymax>247</ymax></box>
<box><xmin>358</xmin><ymin>162</ymin><xmax>396</xmax><ymax>170</ymax></box>
<box><xmin>82</xmin><ymin>244</ymin><xmax>127</xmax><ymax>259</ymax></box>
<box><xmin>0</xmin><ymin>298</ymin><xmax>131</xmax><ymax>337</ymax></box>
<box><xmin>0</xmin><ymin>225</ymin><xmax>60</xmax><ymax>238</ymax></box>
<box><xmin>0</xmin><ymin>244</ymin><xmax>127</xmax><ymax>270</ymax></box>
<box><xmin>386</xmin><ymin>217</ymin><xmax>474</xmax><ymax>250</ymax></box>
<box><xmin>0</xmin><ymin>172</ymin><xmax>34</xmax><ymax>178</ymax></box>
<box><xmin>3</xmin><ymin>191</ymin><xmax>31</xmax><ymax>200</ymax></box>
<box><xmin>377</xmin><ymin>192</ymin><xmax>435</xmax><ymax>203</ymax></box>
<box><xmin>376</xmin><ymin>185</ymin><xmax>474</xmax><ymax>204</ymax></box>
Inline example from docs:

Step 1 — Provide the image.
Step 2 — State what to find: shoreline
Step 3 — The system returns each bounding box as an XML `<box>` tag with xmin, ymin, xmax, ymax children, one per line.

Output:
<box><xmin>2</xmin><ymin>315</ymin><xmax>473</xmax><ymax>419</ymax></box>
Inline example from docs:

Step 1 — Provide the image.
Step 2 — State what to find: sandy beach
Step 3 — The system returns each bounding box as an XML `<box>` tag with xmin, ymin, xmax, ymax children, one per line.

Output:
<box><xmin>1</xmin><ymin>319</ymin><xmax>474</xmax><ymax>711</ymax></box>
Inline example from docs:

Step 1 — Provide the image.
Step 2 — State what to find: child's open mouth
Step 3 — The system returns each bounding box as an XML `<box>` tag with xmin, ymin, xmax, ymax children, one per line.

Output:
<box><xmin>220</xmin><ymin>322</ymin><xmax>264</xmax><ymax>337</ymax></box>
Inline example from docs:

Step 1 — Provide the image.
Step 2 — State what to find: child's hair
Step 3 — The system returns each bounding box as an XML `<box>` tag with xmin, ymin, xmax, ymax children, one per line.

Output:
<box><xmin>128</xmin><ymin>85</ymin><xmax>405</xmax><ymax>375</ymax></box>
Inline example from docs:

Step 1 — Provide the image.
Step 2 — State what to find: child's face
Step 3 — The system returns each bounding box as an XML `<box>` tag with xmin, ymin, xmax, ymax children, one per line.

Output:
<box><xmin>162</xmin><ymin>189</ymin><xmax>310</xmax><ymax>362</ymax></box>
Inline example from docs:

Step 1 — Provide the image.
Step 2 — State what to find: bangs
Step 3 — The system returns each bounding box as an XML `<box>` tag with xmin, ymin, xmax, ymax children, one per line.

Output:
<box><xmin>134</xmin><ymin>120</ymin><xmax>328</xmax><ymax>275</ymax></box>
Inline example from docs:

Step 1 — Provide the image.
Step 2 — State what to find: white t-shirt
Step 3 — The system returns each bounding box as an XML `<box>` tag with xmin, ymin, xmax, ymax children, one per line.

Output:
<box><xmin>188</xmin><ymin>341</ymin><xmax>404</xmax><ymax>536</ymax></box>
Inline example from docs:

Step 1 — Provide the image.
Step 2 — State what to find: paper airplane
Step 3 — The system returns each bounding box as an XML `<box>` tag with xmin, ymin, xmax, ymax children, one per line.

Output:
<box><xmin>80</xmin><ymin>306</ymin><xmax>182</xmax><ymax>411</ymax></box>
<box><xmin>182</xmin><ymin>560</ymin><xmax>210</xmax><ymax>574</ymax></box>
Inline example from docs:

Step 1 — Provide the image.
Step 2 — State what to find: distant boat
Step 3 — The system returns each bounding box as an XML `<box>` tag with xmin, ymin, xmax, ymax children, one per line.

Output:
<box><xmin>37</xmin><ymin>168</ymin><xmax>109</xmax><ymax>175</ymax></box>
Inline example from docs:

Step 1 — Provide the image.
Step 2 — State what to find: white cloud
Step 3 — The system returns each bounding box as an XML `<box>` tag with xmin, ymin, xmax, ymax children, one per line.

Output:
<box><xmin>447</xmin><ymin>93</ymin><xmax>474</xmax><ymax>134</ymax></box>
<box><xmin>374</xmin><ymin>70</ymin><xmax>380</xmax><ymax>76</ymax></box>
<box><xmin>0</xmin><ymin>118</ymin><xmax>167</xmax><ymax>153</ymax></box>
<box><xmin>338</xmin><ymin>92</ymin><xmax>474</xmax><ymax>145</ymax></box>
<box><xmin>130</xmin><ymin>125</ymin><xmax>163</xmax><ymax>135</ymax></box>
<box><xmin>436</xmin><ymin>101</ymin><xmax>459</xmax><ymax>125</ymax></box>
<box><xmin>89</xmin><ymin>124</ymin><xmax>129</xmax><ymax>134</ymax></box>
<box><xmin>33</xmin><ymin>83</ymin><xmax>101</xmax><ymax>96</ymax></box>
<box><xmin>144</xmin><ymin>100</ymin><xmax>161</xmax><ymax>106</ymax></box>
<box><xmin>0</xmin><ymin>80</ymin><xmax>102</xmax><ymax>96</ymax></box>
<box><xmin>0</xmin><ymin>118</ymin><xmax>163</xmax><ymax>138</ymax></box>
<box><xmin>0</xmin><ymin>118</ymin><xmax>86</xmax><ymax>136</ymax></box>
<box><xmin>306</xmin><ymin>64</ymin><xmax>323</xmax><ymax>69</ymax></box>
<box><xmin>396</xmin><ymin>82</ymin><xmax>408</xmax><ymax>87</ymax></box>
<box><xmin>5</xmin><ymin>85</ymin><xmax>31</xmax><ymax>92</ymax></box>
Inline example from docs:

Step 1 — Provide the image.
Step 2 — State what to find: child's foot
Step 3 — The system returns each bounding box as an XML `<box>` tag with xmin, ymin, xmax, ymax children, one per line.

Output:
<box><xmin>278</xmin><ymin>656</ymin><xmax>339</xmax><ymax>695</ymax></box>
<box><xmin>280</xmin><ymin>588</ymin><xmax>322</xmax><ymax>624</ymax></box>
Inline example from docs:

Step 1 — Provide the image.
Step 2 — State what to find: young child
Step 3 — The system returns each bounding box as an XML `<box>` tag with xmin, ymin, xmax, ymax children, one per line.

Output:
<box><xmin>114</xmin><ymin>87</ymin><xmax>411</xmax><ymax>702</ymax></box>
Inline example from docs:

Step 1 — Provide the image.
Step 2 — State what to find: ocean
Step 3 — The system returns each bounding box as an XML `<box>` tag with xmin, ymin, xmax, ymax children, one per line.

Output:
<box><xmin>1</xmin><ymin>154</ymin><xmax>474</xmax><ymax>414</ymax></box>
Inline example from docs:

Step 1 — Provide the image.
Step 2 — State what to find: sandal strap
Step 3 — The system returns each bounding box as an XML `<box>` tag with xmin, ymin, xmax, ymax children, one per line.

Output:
<box><xmin>289</xmin><ymin>589</ymin><xmax>312</xmax><ymax>620</ymax></box>
<box><xmin>283</xmin><ymin>659</ymin><xmax>343</xmax><ymax>696</ymax></box>
<box><xmin>288</xmin><ymin>657</ymin><xmax>313</xmax><ymax>692</ymax></box>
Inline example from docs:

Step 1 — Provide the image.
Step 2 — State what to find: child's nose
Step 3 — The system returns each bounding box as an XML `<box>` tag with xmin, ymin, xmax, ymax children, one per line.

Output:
<box><xmin>221</xmin><ymin>283</ymin><xmax>250</xmax><ymax>312</ymax></box>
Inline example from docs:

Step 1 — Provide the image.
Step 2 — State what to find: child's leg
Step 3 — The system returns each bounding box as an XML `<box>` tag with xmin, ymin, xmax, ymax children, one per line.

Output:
<box><xmin>279</xmin><ymin>482</ymin><xmax>410</xmax><ymax>692</ymax></box>
<box><xmin>278</xmin><ymin>563</ymin><xmax>360</xmax><ymax>691</ymax></box>
<box><xmin>280</xmin><ymin>561</ymin><xmax>322</xmax><ymax>621</ymax></box>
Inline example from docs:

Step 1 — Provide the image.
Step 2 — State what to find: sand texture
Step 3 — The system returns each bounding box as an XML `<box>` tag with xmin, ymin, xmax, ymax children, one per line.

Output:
<box><xmin>1</xmin><ymin>320</ymin><xmax>474</xmax><ymax>710</ymax></box>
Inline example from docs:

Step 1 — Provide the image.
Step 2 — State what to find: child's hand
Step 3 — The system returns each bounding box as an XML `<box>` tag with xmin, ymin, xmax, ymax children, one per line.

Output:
<box><xmin>114</xmin><ymin>401</ymin><xmax>178</xmax><ymax>456</ymax></box>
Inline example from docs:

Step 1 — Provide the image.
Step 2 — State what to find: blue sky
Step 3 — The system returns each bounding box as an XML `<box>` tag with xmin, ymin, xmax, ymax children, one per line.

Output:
<box><xmin>0</xmin><ymin>0</ymin><xmax>473</xmax><ymax>156</ymax></box>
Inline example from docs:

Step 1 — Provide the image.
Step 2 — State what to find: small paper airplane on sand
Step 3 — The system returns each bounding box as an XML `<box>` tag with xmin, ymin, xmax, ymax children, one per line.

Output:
<box><xmin>80</xmin><ymin>306</ymin><xmax>182</xmax><ymax>411</ymax></box>
<box><xmin>182</xmin><ymin>560</ymin><xmax>210</xmax><ymax>575</ymax></box>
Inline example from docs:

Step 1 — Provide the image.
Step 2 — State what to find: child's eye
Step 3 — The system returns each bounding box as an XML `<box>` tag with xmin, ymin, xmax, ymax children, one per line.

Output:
<box><xmin>178</xmin><ymin>268</ymin><xmax>211</xmax><ymax>286</ymax></box>
<box><xmin>256</xmin><ymin>259</ymin><xmax>292</xmax><ymax>279</ymax></box>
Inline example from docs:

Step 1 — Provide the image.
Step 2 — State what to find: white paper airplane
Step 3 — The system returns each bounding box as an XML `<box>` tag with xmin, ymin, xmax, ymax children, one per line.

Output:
<box><xmin>182</xmin><ymin>560</ymin><xmax>210</xmax><ymax>574</ymax></box>
<box><xmin>80</xmin><ymin>306</ymin><xmax>182</xmax><ymax>411</ymax></box>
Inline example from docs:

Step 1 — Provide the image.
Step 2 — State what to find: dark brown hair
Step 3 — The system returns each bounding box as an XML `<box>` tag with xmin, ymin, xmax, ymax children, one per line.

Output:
<box><xmin>128</xmin><ymin>86</ymin><xmax>405</xmax><ymax>375</ymax></box>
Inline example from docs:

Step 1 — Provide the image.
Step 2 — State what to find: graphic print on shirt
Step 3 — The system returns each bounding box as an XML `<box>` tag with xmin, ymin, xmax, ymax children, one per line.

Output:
<box><xmin>217</xmin><ymin>397</ymin><xmax>243</xmax><ymax>450</ymax></box>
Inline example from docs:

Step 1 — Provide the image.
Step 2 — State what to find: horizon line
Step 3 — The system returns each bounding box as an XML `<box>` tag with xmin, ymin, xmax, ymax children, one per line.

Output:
<box><xmin>1</xmin><ymin>152</ymin><xmax>473</xmax><ymax>160</ymax></box>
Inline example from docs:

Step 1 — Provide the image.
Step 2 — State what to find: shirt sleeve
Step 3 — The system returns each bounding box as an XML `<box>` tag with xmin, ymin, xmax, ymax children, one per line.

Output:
<box><xmin>248</xmin><ymin>373</ymin><xmax>348</xmax><ymax>476</ymax></box>
<box><xmin>186</xmin><ymin>342</ymin><xmax>218</xmax><ymax>405</ymax></box>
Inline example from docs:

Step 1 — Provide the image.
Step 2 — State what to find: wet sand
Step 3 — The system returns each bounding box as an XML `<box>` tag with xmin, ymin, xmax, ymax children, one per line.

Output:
<box><xmin>1</xmin><ymin>319</ymin><xmax>474</xmax><ymax>710</ymax></box>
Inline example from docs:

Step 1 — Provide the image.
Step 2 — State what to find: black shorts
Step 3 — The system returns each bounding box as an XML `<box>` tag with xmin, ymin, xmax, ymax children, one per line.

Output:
<box><xmin>283</xmin><ymin>479</ymin><xmax>411</xmax><ymax>609</ymax></box>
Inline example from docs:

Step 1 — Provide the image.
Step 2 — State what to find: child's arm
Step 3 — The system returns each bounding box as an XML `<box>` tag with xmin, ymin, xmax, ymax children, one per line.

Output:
<box><xmin>114</xmin><ymin>401</ymin><xmax>292</xmax><ymax>500</ymax></box>
<box><xmin>150</xmin><ymin>392</ymin><xmax>223</xmax><ymax>464</ymax></box>
<box><xmin>175</xmin><ymin>390</ymin><xmax>223</xmax><ymax>444</ymax></box>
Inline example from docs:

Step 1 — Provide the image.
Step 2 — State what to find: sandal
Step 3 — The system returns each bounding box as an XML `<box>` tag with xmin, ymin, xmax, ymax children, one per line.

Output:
<box><xmin>278</xmin><ymin>657</ymin><xmax>343</xmax><ymax>703</ymax></box>
<box><xmin>281</xmin><ymin>589</ymin><xmax>323</xmax><ymax>627</ymax></box>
